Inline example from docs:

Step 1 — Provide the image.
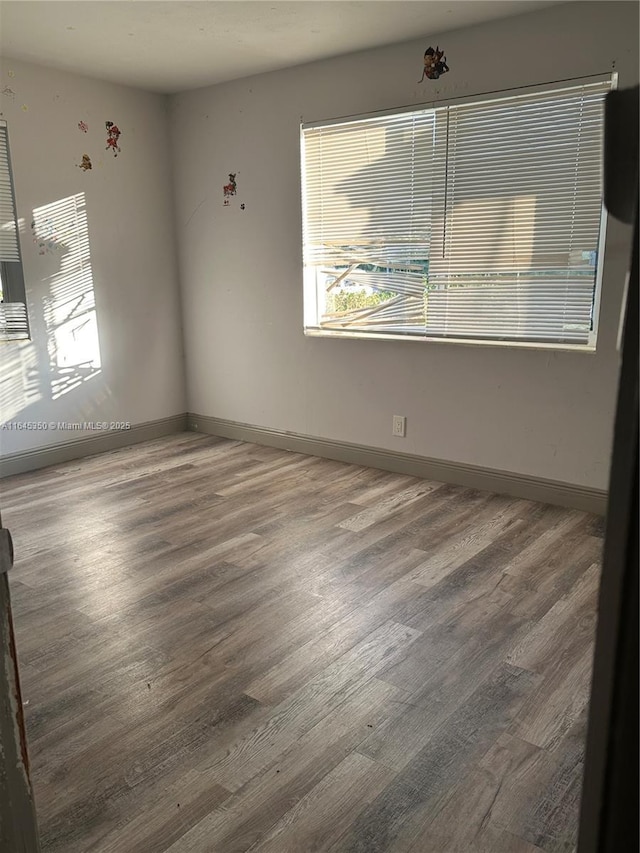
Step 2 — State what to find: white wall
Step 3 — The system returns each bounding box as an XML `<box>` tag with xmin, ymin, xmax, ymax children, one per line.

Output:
<box><xmin>169</xmin><ymin>0</ymin><xmax>637</xmax><ymax>491</ymax></box>
<box><xmin>0</xmin><ymin>59</ymin><xmax>186</xmax><ymax>457</ymax></box>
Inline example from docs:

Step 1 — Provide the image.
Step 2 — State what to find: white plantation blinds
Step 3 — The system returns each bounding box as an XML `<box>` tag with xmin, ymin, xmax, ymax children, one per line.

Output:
<box><xmin>427</xmin><ymin>81</ymin><xmax>609</xmax><ymax>344</ymax></box>
<box><xmin>302</xmin><ymin>78</ymin><xmax>611</xmax><ymax>347</ymax></box>
<box><xmin>303</xmin><ymin>110</ymin><xmax>437</xmax><ymax>266</ymax></box>
<box><xmin>302</xmin><ymin>110</ymin><xmax>439</xmax><ymax>334</ymax></box>
<box><xmin>0</xmin><ymin>123</ymin><xmax>28</xmax><ymax>339</ymax></box>
<box><xmin>0</xmin><ymin>128</ymin><xmax>20</xmax><ymax>262</ymax></box>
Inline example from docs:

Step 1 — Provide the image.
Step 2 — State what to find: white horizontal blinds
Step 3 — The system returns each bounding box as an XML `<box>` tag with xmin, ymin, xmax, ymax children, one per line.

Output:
<box><xmin>0</xmin><ymin>300</ymin><xmax>28</xmax><ymax>340</ymax></box>
<box><xmin>303</xmin><ymin>110</ymin><xmax>437</xmax><ymax>333</ymax></box>
<box><xmin>427</xmin><ymin>81</ymin><xmax>610</xmax><ymax>344</ymax></box>
<box><xmin>0</xmin><ymin>126</ymin><xmax>20</xmax><ymax>263</ymax></box>
<box><xmin>0</xmin><ymin>123</ymin><xmax>29</xmax><ymax>339</ymax></box>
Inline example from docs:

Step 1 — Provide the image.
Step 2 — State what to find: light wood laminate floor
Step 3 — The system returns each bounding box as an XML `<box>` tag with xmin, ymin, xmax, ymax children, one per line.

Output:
<box><xmin>2</xmin><ymin>433</ymin><xmax>603</xmax><ymax>852</ymax></box>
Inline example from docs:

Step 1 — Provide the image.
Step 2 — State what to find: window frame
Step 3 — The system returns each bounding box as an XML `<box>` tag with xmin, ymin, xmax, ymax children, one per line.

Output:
<box><xmin>301</xmin><ymin>73</ymin><xmax>616</xmax><ymax>352</ymax></box>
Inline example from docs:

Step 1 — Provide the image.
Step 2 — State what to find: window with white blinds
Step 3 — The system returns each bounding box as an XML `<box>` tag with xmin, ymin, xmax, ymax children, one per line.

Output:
<box><xmin>301</xmin><ymin>78</ymin><xmax>612</xmax><ymax>348</ymax></box>
<box><xmin>0</xmin><ymin>122</ymin><xmax>29</xmax><ymax>340</ymax></box>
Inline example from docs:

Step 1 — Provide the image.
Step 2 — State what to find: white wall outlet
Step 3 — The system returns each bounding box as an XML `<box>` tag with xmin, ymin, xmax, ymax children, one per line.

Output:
<box><xmin>392</xmin><ymin>415</ymin><xmax>406</xmax><ymax>437</ymax></box>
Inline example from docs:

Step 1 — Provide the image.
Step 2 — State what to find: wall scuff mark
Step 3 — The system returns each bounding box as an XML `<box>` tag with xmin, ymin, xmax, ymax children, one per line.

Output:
<box><xmin>31</xmin><ymin>217</ymin><xmax>62</xmax><ymax>254</ymax></box>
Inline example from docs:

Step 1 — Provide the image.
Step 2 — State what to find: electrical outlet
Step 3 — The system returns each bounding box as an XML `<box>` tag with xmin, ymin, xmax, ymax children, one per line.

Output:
<box><xmin>392</xmin><ymin>415</ymin><xmax>406</xmax><ymax>437</ymax></box>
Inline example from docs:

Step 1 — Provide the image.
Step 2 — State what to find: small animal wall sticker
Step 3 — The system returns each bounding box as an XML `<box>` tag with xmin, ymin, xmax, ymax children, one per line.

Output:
<box><xmin>77</xmin><ymin>153</ymin><xmax>92</xmax><ymax>171</ymax></box>
<box><xmin>105</xmin><ymin>120</ymin><xmax>121</xmax><ymax>156</ymax></box>
<box><xmin>417</xmin><ymin>46</ymin><xmax>450</xmax><ymax>82</ymax></box>
<box><xmin>78</xmin><ymin>120</ymin><xmax>88</xmax><ymax>133</ymax></box>
<box><xmin>223</xmin><ymin>173</ymin><xmax>237</xmax><ymax>207</ymax></box>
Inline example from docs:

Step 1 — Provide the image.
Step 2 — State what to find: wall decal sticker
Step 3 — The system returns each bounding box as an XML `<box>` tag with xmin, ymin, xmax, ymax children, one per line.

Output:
<box><xmin>223</xmin><ymin>173</ymin><xmax>237</xmax><ymax>206</ymax></box>
<box><xmin>1</xmin><ymin>86</ymin><xmax>16</xmax><ymax>99</ymax></box>
<box><xmin>417</xmin><ymin>46</ymin><xmax>450</xmax><ymax>82</ymax></box>
<box><xmin>7</xmin><ymin>70</ymin><xmax>15</xmax><ymax>78</ymax></box>
<box><xmin>78</xmin><ymin>120</ymin><xmax>88</xmax><ymax>133</ymax></box>
<box><xmin>240</xmin><ymin>204</ymin><xmax>245</xmax><ymax>210</ymax></box>
<box><xmin>20</xmin><ymin>104</ymin><xmax>28</xmax><ymax>111</ymax></box>
<box><xmin>77</xmin><ymin>154</ymin><xmax>92</xmax><ymax>171</ymax></box>
<box><xmin>105</xmin><ymin>121</ymin><xmax>121</xmax><ymax>156</ymax></box>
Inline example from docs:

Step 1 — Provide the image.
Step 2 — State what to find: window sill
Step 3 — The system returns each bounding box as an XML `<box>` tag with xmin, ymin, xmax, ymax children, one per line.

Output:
<box><xmin>304</xmin><ymin>327</ymin><xmax>597</xmax><ymax>353</ymax></box>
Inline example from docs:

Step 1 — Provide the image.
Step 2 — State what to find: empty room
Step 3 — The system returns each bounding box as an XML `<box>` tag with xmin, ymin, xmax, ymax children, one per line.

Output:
<box><xmin>0</xmin><ymin>1</ymin><xmax>637</xmax><ymax>851</ymax></box>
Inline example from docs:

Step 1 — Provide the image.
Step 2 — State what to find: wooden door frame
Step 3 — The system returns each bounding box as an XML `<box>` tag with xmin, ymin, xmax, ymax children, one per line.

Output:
<box><xmin>0</xmin><ymin>516</ymin><xmax>41</xmax><ymax>851</ymax></box>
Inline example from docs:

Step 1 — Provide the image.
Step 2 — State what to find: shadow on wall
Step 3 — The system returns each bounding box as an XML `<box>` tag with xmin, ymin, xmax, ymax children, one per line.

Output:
<box><xmin>0</xmin><ymin>191</ymin><xmax>110</xmax><ymax>449</ymax></box>
<box><xmin>311</xmin><ymin>114</ymin><xmax>540</xmax><ymax>334</ymax></box>
<box><xmin>314</xmin><ymin>92</ymin><xmax>602</xmax><ymax>343</ymax></box>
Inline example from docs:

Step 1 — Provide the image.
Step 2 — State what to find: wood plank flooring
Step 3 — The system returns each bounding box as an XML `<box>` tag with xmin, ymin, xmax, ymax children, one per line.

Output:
<box><xmin>0</xmin><ymin>433</ymin><xmax>603</xmax><ymax>852</ymax></box>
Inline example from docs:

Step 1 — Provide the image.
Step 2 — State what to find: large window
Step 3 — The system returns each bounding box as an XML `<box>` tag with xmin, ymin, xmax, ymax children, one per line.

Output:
<box><xmin>0</xmin><ymin>122</ymin><xmax>29</xmax><ymax>340</ymax></box>
<box><xmin>301</xmin><ymin>78</ymin><xmax>612</xmax><ymax>349</ymax></box>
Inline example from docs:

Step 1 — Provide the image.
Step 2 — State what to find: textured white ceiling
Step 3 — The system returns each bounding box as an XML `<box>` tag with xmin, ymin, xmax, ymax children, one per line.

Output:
<box><xmin>0</xmin><ymin>1</ymin><xmax>564</xmax><ymax>93</ymax></box>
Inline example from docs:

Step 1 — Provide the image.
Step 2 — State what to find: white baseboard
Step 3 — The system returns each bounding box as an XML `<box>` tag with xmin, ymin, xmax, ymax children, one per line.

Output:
<box><xmin>188</xmin><ymin>413</ymin><xmax>607</xmax><ymax>515</ymax></box>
